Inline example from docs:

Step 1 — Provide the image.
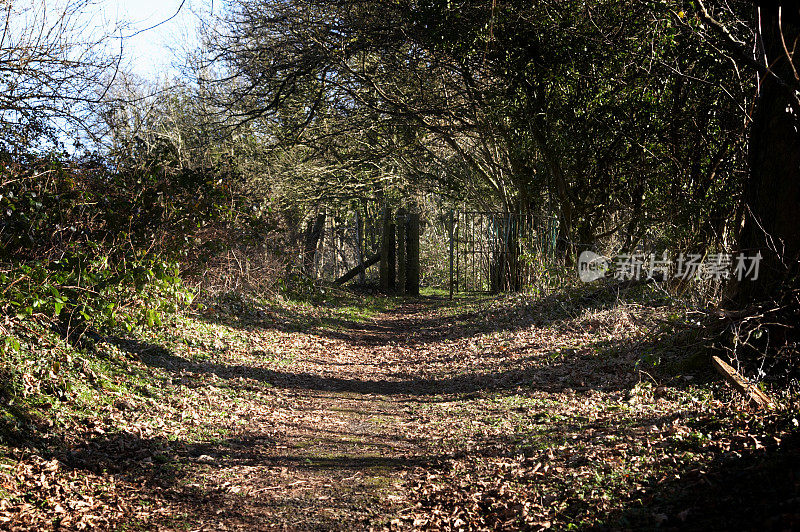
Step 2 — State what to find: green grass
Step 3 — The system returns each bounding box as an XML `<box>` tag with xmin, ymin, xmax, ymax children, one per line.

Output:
<box><xmin>419</xmin><ymin>286</ymin><xmax>449</xmax><ymax>297</ymax></box>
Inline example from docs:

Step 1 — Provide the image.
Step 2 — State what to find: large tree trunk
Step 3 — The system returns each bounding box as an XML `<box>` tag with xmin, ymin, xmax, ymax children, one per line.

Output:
<box><xmin>728</xmin><ymin>3</ymin><xmax>800</xmax><ymax>306</ymax></box>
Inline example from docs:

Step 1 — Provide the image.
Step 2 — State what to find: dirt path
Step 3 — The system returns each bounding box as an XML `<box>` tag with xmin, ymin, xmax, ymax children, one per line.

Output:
<box><xmin>119</xmin><ymin>299</ymin><xmax>660</xmax><ymax>530</ymax></box>
<box><xmin>124</xmin><ymin>295</ymin><xmax>595</xmax><ymax>530</ymax></box>
<box><xmin>6</xmin><ymin>294</ymin><xmax>797</xmax><ymax>530</ymax></box>
<box><xmin>120</xmin><ymin>297</ymin><xmax>798</xmax><ymax>531</ymax></box>
<box><xmin>160</xmin><ymin>300</ymin><xmax>486</xmax><ymax>530</ymax></box>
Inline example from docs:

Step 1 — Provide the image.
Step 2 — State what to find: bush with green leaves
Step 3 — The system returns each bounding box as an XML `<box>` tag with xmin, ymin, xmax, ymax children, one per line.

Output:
<box><xmin>0</xmin><ymin>150</ymin><xmax>230</xmax><ymax>338</ymax></box>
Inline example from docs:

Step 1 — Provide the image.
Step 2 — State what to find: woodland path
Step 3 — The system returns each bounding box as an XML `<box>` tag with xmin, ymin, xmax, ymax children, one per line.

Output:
<box><xmin>139</xmin><ymin>296</ymin><xmax>587</xmax><ymax>530</ymax></box>
<box><xmin>153</xmin><ymin>298</ymin><xmax>508</xmax><ymax>530</ymax></box>
<box><xmin>25</xmin><ymin>294</ymin><xmax>798</xmax><ymax>531</ymax></box>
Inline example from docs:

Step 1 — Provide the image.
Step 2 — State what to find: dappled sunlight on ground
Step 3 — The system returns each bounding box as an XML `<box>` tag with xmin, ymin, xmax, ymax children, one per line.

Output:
<box><xmin>2</xmin><ymin>287</ymin><xmax>798</xmax><ymax>529</ymax></box>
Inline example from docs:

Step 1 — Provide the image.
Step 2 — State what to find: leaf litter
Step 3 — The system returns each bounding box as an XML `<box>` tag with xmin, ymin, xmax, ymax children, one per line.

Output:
<box><xmin>1</xmin><ymin>288</ymin><xmax>799</xmax><ymax>530</ymax></box>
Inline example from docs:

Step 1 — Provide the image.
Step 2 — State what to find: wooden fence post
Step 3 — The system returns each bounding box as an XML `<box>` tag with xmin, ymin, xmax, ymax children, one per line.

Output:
<box><xmin>380</xmin><ymin>206</ymin><xmax>392</xmax><ymax>293</ymax></box>
<box><xmin>397</xmin><ymin>208</ymin><xmax>407</xmax><ymax>296</ymax></box>
<box><xmin>406</xmin><ymin>210</ymin><xmax>420</xmax><ymax>296</ymax></box>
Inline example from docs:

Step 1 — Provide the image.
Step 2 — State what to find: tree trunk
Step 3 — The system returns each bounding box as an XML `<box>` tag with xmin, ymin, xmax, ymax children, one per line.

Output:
<box><xmin>728</xmin><ymin>3</ymin><xmax>800</xmax><ymax>305</ymax></box>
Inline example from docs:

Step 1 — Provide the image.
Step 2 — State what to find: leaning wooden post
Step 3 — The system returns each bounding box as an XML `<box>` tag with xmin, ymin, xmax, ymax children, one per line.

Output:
<box><xmin>396</xmin><ymin>208</ymin><xmax>407</xmax><ymax>296</ymax></box>
<box><xmin>380</xmin><ymin>206</ymin><xmax>392</xmax><ymax>293</ymax></box>
<box><xmin>449</xmin><ymin>210</ymin><xmax>454</xmax><ymax>299</ymax></box>
<box><xmin>406</xmin><ymin>210</ymin><xmax>420</xmax><ymax>296</ymax></box>
<box><xmin>711</xmin><ymin>356</ymin><xmax>773</xmax><ymax>408</ymax></box>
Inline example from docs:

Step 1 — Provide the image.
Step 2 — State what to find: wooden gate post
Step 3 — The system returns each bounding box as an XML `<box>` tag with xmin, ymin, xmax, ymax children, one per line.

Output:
<box><xmin>388</xmin><ymin>222</ymin><xmax>396</xmax><ymax>291</ymax></box>
<box><xmin>355</xmin><ymin>209</ymin><xmax>365</xmax><ymax>285</ymax></box>
<box><xmin>449</xmin><ymin>210</ymin><xmax>454</xmax><ymax>299</ymax></box>
<box><xmin>380</xmin><ymin>206</ymin><xmax>392</xmax><ymax>293</ymax></box>
<box><xmin>396</xmin><ymin>208</ymin><xmax>407</xmax><ymax>296</ymax></box>
<box><xmin>406</xmin><ymin>210</ymin><xmax>420</xmax><ymax>296</ymax></box>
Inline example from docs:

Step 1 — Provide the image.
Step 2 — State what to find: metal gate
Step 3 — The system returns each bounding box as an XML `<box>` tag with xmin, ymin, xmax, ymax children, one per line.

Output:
<box><xmin>451</xmin><ymin>211</ymin><xmax>559</xmax><ymax>293</ymax></box>
<box><xmin>303</xmin><ymin>206</ymin><xmax>561</xmax><ymax>295</ymax></box>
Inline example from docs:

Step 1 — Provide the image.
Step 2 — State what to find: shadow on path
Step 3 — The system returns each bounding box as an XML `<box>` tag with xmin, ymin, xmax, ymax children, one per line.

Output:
<box><xmin>199</xmin><ymin>283</ymin><xmax>666</xmax><ymax>348</ymax></box>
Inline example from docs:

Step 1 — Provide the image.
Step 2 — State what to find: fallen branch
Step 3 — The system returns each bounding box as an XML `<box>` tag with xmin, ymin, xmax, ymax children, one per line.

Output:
<box><xmin>335</xmin><ymin>252</ymin><xmax>380</xmax><ymax>285</ymax></box>
<box><xmin>711</xmin><ymin>355</ymin><xmax>773</xmax><ymax>408</ymax></box>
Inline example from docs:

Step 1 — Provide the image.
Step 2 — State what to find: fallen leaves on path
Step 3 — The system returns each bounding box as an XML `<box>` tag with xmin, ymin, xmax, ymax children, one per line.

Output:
<box><xmin>1</xmin><ymin>289</ymin><xmax>798</xmax><ymax>530</ymax></box>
